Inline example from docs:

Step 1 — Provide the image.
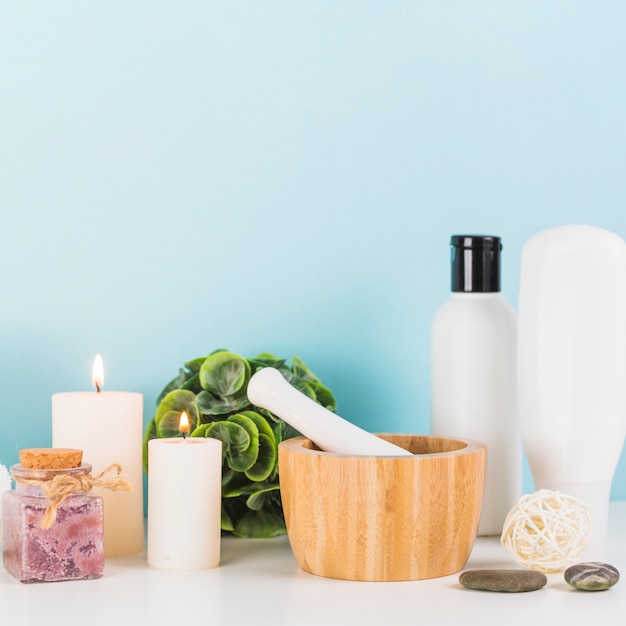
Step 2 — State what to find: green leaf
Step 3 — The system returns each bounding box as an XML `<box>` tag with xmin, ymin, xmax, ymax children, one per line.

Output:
<box><xmin>156</xmin><ymin>368</ymin><xmax>188</xmax><ymax>405</ymax></box>
<box><xmin>221</xmin><ymin>497</ymin><xmax>245</xmax><ymax>533</ymax></box>
<box><xmin>227</xmin><ymin>412</ymin><xmax>259</xmax><ymax>439</ymax></box>
<box><xmin>245</xmin><ymin>433</ymin><xmax>277</xmax><ymax>482</ymax></box>
<box><xmin>222</xmin><ymin>474</ymin><xmax>271</xmax><ymax>498</ymax></box>
<box><xmin>190</xmin><ymin>422</ymin><xmax>212</xmax><ymax>438</ymax></box>
<box><xmin>205</xmin><ymin>420</ymin><xmax>257</xmax><ymax>472</ymax></box>
<box><xmin>221</xmin><ymin>466</ymin><xmax>235</xmax><ymax>487</ymax></box>
<box><xmin>247</xmin><ymin>354</ymin><xmax>286</xmax><ymax>372</ymax></box>
<box><xmin>272</xmin><ymin>421</ymin><xmax>283</xmax><ymax>444</ymax></box>
<box><xmin>205</xmin><ymin>421</ymin><xmax>249</xmax><ymax>451</ymax></box>
<box><xmin>142</xmin><ymin>417</ymin><xmax>157</xmax><ymax>473</ymax></box>
<box><xmin>254</xmin><ymin>352</ymin><xmax>281</xmax><ymax>361</ymax></box>
<box><xmin>195</xmin><ymin>390</ymin><xmax>249</xmax><ymax>416</ymax></box>
<box><xmin>246</xmin><ymin>484</ymin><xmax>280</xmax><ymax>511</ymax></box>
<box><xmin>309</xmin><ymin>380</ymin><xmax>336</xmax><ymax>411</ymax></box>
<box><xmin>232</xmin><ymin>507</ymin><xmax>286</xmax><ymax>538</ymax></box>
<box><xmin>227</xmin><ymin>413</ymin><xmax>260</xmax><ymax>472</ymax></box>
<box><xmin>184</xmin><ymin>356</ymin><xmax>208</xmax><ymax>373</ymax></box>
<box><xmin>257</xmin><ymin>407</ymin><xmax>282</xmax><ymax>424</ymax></box>
<box><xmin>277</xmin><ymin>366</ymin><xmax>297</xmax><ymax>384</ymax></box>
<box><xmin>180</xmin><ymin>372</ymin><xmax>202</xmax><ymax>394</ymax></box>
<box><xmin>199</xmin><ymin>351</ymin><xmax>251</xmax><ymax>397</ymax></box>
<box><xmin>281</xmin><ymin>421</ymin><xmax>302</xmax><ymax>442</ymax></box>
<box><xmin>238</xmin><ymin>410</ymin><xmax>275</xmax><ymax>443</ymax></box>
<box><xmin>222</xmin><ymin>473</ymin><xmax>253</xmax><ymax>498</ymax></box>
<box><xmin>155</xmin><ymin>390</ymin><xmax>199</xmax><ymax>438</ymax></box>
<box><xmin>290</xmin><ymin>378</ymin><xmax>317</xmax><ymax>401</ymax></box>
<box><xmin>221</xmin><ymin>505</ymin><xmax>234</xmax><ymax>532</ymax></box>
<box><xmin>290</xmin><ymin>355</ymin><xmax>320</xmax><ymax>383</ymax></box>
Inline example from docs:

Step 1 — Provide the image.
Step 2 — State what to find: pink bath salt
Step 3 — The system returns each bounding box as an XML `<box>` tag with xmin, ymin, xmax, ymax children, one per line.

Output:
<box><xmin>2</xmin><ymin>465</ymin><xmax>105</xmax><ymax>584</ymax></box>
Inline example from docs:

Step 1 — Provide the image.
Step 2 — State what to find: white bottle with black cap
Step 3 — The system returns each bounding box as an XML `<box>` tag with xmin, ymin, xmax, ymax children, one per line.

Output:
<box><xmin>430</xmin><ymin>235</ymin><xmax>521</xmax><ymax>536</ymax></box>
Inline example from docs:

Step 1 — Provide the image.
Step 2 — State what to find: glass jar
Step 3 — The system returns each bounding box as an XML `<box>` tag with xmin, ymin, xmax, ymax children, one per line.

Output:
<box><xmin>2</xmin><ymin>464</ymin><xmax>104</xmax><ymax>583</ymax></box>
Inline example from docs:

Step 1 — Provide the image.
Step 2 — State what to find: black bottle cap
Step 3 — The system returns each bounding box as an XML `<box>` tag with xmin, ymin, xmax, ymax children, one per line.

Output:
<box><xmin>450</xmin><ymin>235</ymin><xmax>502</xmax><ymax>293</ymax></box>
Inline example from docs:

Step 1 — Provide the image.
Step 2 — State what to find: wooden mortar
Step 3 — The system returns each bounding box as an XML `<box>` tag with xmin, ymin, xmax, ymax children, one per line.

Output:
<box><xmin>278</xmin><ymin>434</ymin><xmax>487</xmax><ymax>582</ymax></box>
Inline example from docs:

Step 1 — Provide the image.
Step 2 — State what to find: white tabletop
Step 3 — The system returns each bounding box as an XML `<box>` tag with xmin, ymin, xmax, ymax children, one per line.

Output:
<box><xmin>2</xmin><ymin>502</ymin><xmax>625</xmax><ymax>625</ymax></box>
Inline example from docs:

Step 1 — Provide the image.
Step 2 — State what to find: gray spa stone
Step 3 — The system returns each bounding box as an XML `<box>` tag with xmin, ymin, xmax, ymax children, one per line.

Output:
<box><xmin>459</xmin><ymin>569</ymin><xmax>548</xmax><ymax>593</ymax></box>
<box><xmin>564</xmin><ymin>562</ymin><xmax>620</xmax><ymax>591</ymax></box>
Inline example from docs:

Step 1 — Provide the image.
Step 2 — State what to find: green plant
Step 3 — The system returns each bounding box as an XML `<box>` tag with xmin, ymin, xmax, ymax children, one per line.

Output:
<box><xmin>143</xmin><ymin>349</ymin><xmax>335</xmax><ymax>538</ymax></box>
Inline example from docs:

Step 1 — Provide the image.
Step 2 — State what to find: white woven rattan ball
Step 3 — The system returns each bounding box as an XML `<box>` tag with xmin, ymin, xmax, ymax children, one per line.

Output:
<box><xmin>500</xmin><ymin>489</ymin><xmax>591</xmax><ymax>573</ymax></box>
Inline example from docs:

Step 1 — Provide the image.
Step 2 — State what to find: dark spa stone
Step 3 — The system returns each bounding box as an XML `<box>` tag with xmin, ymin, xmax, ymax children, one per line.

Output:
<box><xmin>459</xmin><ymin>569</ymin><xmax>548</xmax><ymax>593</ymax></box>
<box><xmin>564</xmin><ymin>562</ymin><xmax>620</xmax><ymax>591</ymax></box>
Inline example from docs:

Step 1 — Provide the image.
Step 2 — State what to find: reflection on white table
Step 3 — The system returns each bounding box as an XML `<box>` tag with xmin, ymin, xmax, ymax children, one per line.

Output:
<box><xmin>1</xmin><ymin>502</ymin><xmax>625</xmax><ymax>625</ymax></box>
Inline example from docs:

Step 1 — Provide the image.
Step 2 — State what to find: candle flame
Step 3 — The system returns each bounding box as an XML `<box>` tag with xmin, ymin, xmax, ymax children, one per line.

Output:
<box><xmin>179</xmin><ymin>411</ymin><xmax>190</xmax><ymax>438</ymax></box>
<box><xmin>92</xmin><ymin>354</ymin><xmax>104</xmax><ymax>392</ymax></box>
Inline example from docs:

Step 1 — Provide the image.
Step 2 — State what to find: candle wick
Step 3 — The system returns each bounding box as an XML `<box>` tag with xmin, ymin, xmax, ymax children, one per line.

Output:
<box><xmin>95</xmin><ymin>382</ymin><xmax>101</xmax><ymax>393</ymax></box>
<box><xmin>182</xmin><ymin>431</ymin><xmax>187</xmax><ymax>440</ymax></box>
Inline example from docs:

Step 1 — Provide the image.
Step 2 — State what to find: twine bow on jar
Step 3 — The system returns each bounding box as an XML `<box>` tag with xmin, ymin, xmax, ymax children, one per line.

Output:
<box><xmin>15</xmin><ymin>464</ymin><xmax>133</xmax><ymax>529</ymax></box>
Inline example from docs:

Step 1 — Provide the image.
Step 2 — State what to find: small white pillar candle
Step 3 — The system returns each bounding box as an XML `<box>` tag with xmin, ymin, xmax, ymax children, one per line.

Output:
<box><xmin>52</xmin><ymin>354</ymin><xmax>145</xmax><ymax>557</ymax></box>
<box><xmin>147</xmin><ymin>432</ymin><xmax>222</xmax><ymax>570</ymax></box>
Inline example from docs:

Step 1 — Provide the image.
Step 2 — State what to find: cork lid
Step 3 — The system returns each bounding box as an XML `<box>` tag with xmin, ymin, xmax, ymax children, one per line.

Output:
<box><xmin>19</xmin><ymin>448</ymin><xmax>83</xmax><ymax>470</ymax></box>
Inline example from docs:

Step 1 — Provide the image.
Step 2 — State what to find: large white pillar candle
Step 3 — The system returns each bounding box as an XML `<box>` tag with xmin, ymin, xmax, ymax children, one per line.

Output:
<box><xmin>52</xmin><ymin>355</ymin><xmax>145</xmax><ymax>557</ymax></box>
<box><xmin>147</xmin><ymin>436</ymin><xmax>222</xmax><ymax>570</ymax></box>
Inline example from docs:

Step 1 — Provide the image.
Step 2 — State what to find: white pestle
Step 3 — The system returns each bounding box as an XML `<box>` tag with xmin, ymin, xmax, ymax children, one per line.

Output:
<box><xmin>247</xmin><ymin>367</ymin><xmax>412</xmax><ymax>456</ymax></box>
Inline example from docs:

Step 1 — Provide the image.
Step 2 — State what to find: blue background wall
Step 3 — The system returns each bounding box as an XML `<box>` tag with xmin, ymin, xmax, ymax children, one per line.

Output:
<box><xmin>1</xmin><ymin>1</ymin><xmax>625</xmax><ymax>499</ymax></box>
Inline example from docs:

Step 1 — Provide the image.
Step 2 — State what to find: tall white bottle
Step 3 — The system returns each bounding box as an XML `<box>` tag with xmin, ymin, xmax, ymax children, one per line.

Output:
<box><xmin>518</xmin><ymin>225</ymin><xmax>626</xmax><ymax>542</ymax></box>
<box><xmin>431</xmin><ymin>235</ymin><xmax>521</xmax><ymax>536</ymax></box>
